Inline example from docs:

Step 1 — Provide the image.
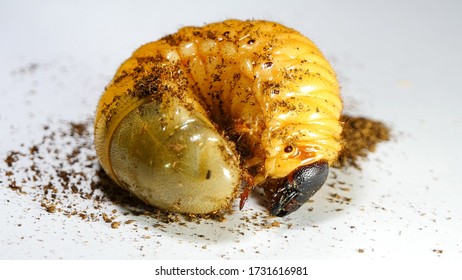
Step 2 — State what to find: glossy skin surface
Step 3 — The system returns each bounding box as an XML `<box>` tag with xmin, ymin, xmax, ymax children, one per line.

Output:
<box><xmin>269</xmin><ymin>161</ymin><xmax>329</xmax><ymax>216</ymax></box>
<box><xmin>95</xmin><ymin>20</ymin><xmax>342</xmax><ymax>215</ymax></box>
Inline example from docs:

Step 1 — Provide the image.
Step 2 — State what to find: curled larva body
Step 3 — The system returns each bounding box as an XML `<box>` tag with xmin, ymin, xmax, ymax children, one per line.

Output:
<box><xmin>95</xmin><ymin>19</ymin><xmax>342</xmax><ymax>216</ymax></box>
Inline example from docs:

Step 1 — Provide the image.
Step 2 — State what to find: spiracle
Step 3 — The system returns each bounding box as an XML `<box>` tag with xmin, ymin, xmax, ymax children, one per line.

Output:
<box><xmin>94</xmin><ymin>19</ymin><xmax>342</xmax><ymax>216</ymax></box>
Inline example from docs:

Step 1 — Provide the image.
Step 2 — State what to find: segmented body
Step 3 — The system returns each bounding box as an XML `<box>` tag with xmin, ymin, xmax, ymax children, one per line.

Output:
<box><xmin>95</xmin><ymin>19</ymin><xmax>342</xmax><ymax>214</ymax></box>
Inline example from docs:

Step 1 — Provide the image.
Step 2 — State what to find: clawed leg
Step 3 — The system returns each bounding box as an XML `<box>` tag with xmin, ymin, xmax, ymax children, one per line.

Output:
<box><xmin>239</xmin><ymin>172</ymin><xmax>254</xmax><ymax>210</ymax></box>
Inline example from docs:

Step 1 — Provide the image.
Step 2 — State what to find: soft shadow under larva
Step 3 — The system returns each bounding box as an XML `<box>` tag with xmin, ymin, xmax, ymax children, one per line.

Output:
<box><xmin>2</xmin><ymin>114</ymin><xmax>390</xmax><ymax>230</ymax></box>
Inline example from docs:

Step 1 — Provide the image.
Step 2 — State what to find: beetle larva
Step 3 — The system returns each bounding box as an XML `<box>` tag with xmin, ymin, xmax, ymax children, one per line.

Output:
<box><xmin>94</xmin><ymin>19</ymin><xmax>342</xmax><ymax>216</ymax></box>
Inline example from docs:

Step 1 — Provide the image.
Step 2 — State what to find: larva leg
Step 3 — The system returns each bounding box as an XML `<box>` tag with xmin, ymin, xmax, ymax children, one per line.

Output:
<box><xmin>269</xmin><ymin>161</ymin><xmax>329</xmax><ymax>217</ymax></box>
<box><xmin>239</xmin><ymin>172</ymin><xmax>254</xmax><ymax>210</ymax></box>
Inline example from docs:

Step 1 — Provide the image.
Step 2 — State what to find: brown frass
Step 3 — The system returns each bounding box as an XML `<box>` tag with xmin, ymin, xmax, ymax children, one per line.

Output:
<box><xmin>2</xmin><ymin>115</ymin><xmax>390</xmax><ymax>223</ymax></box>
<box><xmin>333</xmin><ymin>115</ymin><xmax>391</xmax><ymax>169</ymax></box>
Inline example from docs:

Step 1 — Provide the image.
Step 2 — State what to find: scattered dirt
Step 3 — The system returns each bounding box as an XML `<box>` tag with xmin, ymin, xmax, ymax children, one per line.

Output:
<box><xmin>333</xmin><ymin>115</ymin><xmax>391</xmax><ymax>169</ymax></box>
<box><xmin>1</xmin><ymin>115</ymin><xmax>390</xmax><ymax>229</ymax></box>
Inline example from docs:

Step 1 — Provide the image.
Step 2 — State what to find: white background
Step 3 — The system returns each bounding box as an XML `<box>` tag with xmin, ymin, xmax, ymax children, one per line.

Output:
<box><xmin>1</xmin><ymin>0</ymin><xmax>461</xmax><ymax>261</ymax></box>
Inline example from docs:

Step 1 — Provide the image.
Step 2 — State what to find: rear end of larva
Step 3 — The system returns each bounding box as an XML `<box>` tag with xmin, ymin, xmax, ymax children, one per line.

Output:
<box><xmin>94</xmin><ymin>19</ymin><xmax>342</xmax><ymax>216</ymax></box>
<box><xmin>94</xmin><ymin>42</ymin><xmax>242</xmax><ymax>215</ymax></box>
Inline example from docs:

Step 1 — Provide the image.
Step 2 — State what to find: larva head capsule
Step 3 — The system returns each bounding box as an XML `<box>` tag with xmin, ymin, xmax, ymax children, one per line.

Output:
<box><xmin>95</xmin><ymin>94</ymin><xmax>241</xmax><ymax>215</ymax></box>
<box><xmin>262</xmin><ymin>137</ymin><xmax>332</xmax><ymax>217</ymax></box>
<box><xmin>269</xmin><ymin>161</ymin><xmax>329</xmax><ymax>217</ymax></box>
